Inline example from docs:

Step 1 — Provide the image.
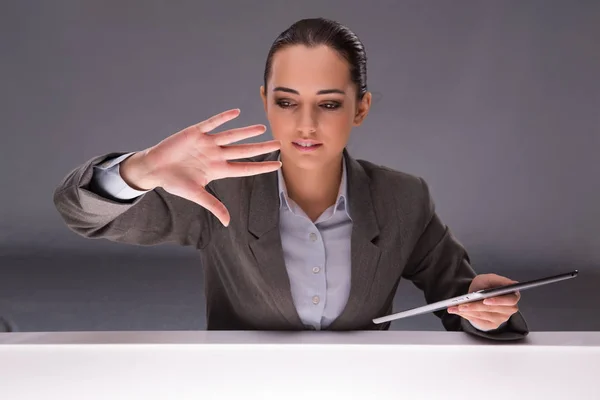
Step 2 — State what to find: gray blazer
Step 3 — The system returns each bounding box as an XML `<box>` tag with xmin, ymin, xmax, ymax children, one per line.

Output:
<box><xmin>53</xmin><ymin>149</ymin><xmax>528</xmax><ymax>340</ymax></box>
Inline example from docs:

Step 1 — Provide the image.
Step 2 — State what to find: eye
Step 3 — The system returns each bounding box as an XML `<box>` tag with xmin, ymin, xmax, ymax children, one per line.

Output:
<box><xmin>321</xmin><ymin>102</ymin><xmax>342</xmax><ymax>110</ymax></box>
<box><xmin>276</xmin><ymin>100</ymin><xmax>295</xmax><ymax>109</ymax></box>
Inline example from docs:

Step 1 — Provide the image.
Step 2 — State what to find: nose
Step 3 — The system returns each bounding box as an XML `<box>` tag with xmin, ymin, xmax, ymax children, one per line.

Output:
<box><xmin>296</xmin><ymin>107</ymin><xmax>317</xmax><ymax>134</ymax></box>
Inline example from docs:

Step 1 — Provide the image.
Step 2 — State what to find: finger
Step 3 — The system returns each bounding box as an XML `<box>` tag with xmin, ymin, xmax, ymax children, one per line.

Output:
<box><xmin>212</xmin><ymin>124</ymin><xmax>268</xmax><ymax>146</ymax></box>
<box><xmin>194</xmin><ymin>108</ymin><xmax>241</xmax><ymax>134</ymax></box>
<box><xmin>457</xmin><ymin>304</ymin><xmax>518</xmax><ymax>316</ymax></box>
<box><xmin>476</xmin><ymin>274</ymin><xmax>518</xmax><ymax>289</ymax></box>
<box><xmin>483</xmin><ymin>292</ymin><xmax>520</xmax><ymax>306</ymax></box>
<box><xmin>218</xmin><ymin>161</ymin><xmax>283</xmax><ymax>179</ymax></box>
<box><xmin>447</xmin><ymin>299</ymin><xmax>484</xmax><ymax>312</ymax></box>
<box><xmin>172</xmin><ymin>181</ymin><xmax>231</xmax><ymax>226</ymax></box>
<box><xmin>219</xmin><ymin>140</ymin><xmax>281</xmax><ymax>160</ymax></box>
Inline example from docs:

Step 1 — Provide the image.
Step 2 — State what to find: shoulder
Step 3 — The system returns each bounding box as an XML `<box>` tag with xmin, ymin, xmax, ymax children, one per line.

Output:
<box><xmin>355</xmin><ymin>158</ymin><xmax>433</xmax><ymax>203</ymax></box>
<box><xmin>351</xmin><ymin>156</ymin><xmax>438</xmax><ymax>231</ymax></box>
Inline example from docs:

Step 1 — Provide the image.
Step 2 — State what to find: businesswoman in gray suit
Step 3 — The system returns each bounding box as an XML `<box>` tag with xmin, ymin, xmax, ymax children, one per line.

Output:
<box><xmin>54</xmin><ymin>18</ymin><xmax>528</xmax><ymax>340</ymax></box>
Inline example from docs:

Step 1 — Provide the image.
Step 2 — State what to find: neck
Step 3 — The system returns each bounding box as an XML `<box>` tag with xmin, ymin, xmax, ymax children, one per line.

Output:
<box><xmin>280</xmin><ymin>153</ymin><xmax>344</xmax><ymax>215</ymax></box>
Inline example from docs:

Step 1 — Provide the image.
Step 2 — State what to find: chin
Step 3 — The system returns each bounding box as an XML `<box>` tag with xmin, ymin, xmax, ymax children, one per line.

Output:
<box><xmin>281</xmin><ymin>147</ymin><xmax>338</xmax><ymax>171</ymax></box>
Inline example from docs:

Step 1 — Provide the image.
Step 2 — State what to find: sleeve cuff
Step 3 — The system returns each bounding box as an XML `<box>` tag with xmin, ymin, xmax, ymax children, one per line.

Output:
<box><xmin>92</xmin><ymin>152</ymin><xmax>150</xmax><ymax>200</ymax></box>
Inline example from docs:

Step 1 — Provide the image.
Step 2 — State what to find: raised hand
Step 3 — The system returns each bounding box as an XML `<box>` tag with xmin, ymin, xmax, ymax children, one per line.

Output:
<box><xmin>120</xmin><ymin>108</ymin><xmax>281</xmax><ymax>226</ymax></box>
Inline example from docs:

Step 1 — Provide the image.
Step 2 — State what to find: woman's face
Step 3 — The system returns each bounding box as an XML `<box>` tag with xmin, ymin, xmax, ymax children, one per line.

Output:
<box><xmin>261</xmin><ymin>45</ymin><xmax>371</xmax><ymax>171</ymax></box>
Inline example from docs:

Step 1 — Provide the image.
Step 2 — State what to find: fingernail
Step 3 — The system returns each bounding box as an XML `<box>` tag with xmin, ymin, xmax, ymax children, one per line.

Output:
<box><xmin>448</xmin><ymin>307</ymin><xmax>457</xmax><ymax>313</ymax></box>
<box><xmin>484</xmin><ymin>299</ymin><xmax>494</xmax><ymax>305</ymax></box>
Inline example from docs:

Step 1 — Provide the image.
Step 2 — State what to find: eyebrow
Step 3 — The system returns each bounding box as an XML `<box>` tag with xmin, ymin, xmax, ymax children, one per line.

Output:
<box><xmin>273</xmin><ymin>86</ymin><xmax>345</xmax><ymax>95</ymax></box>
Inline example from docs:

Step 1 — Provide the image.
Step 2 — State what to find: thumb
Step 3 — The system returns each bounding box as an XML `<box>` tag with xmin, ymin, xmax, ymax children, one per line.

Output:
<box><xmin>475</xmin><ymin>273</ymin><xmax>518</xmax><ymax>290</ymax></box>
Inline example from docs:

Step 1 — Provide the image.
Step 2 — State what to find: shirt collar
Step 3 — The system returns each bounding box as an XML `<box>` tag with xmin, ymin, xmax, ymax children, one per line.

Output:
<box><xmin>277</xmin><ymin>155</ymin><xmax>350</xmax><ymax>217</ymax></box>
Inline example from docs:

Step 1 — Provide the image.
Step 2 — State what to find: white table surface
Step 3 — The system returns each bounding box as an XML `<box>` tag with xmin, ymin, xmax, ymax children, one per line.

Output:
<box><xmin>1</xmin><ymin>331</ymin><xmax>599</xmax><ymax>400</ymax></box>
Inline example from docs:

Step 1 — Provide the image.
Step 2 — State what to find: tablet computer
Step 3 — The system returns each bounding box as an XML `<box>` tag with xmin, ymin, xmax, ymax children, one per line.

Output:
<box><xmin>372</xmin><ymin>270</ymin><xmax>578</xmax><ymax>324</ymax></box>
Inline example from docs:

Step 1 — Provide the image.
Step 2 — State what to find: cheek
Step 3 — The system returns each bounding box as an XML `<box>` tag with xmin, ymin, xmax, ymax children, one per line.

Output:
<box><xmin>265</xmin><ymin>110</ymin><xmax>290</xmax><ymax>140</ymax></box>
<box><xmin>320</xmin><ymin>109</ymin><xmax>354</xmax><ymax>137</ymax></box>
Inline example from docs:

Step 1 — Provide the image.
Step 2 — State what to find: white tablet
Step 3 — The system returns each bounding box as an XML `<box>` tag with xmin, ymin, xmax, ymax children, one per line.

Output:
<box><xmin>372</xmin><ymin>270</ymin><xmax>578</xmax><ymax>324</ymax></box>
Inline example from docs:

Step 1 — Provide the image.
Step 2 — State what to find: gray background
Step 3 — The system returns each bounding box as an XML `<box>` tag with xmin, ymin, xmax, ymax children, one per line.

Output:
<box><xmin>1</xmin><ymin>0</ymin><xmax>598</xmax><ymax>332</ymax></box>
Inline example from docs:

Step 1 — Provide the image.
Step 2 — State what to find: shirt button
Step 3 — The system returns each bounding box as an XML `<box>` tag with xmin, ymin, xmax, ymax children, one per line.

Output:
<box><xmin>312</xmin><ymin>266</ymin><xmax>321</xmax><ymax>274</ymax></box>
<box><xmin>309</xmin><ymin>232</ymin><xmax>318</xmax><ymax>242</ymax></box>
<box><xmin>312</xmin><ymin>296</ymin><xmax>320</xmax><ymax>305</ymax></box>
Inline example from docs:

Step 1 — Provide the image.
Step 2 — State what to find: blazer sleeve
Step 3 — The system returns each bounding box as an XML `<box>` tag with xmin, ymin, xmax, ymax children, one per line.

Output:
<box><xmin>53</xmin><ymin>152</ymin><xmax>216</xmax><ymax>249</ymax></box>
<box><xmin>401</xmin><ymin>178</ymin><xmax>529</xmax><ymax>341</ymax></box>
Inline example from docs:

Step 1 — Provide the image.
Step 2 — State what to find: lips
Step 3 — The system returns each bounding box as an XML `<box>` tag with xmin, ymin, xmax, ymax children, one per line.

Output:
<box><xmin>293</xmin><ymin>140</ymin><xmax>322</xmax><ymax>146</ymax></box>
<box><xmin>292</xmin><ymin>141</ymin><xmax>322</xmax><ymax>151</ymax></box>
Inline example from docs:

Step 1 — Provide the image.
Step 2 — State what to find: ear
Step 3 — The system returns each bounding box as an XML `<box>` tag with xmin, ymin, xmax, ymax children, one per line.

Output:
<box><xmin>260</xmin><ymin>86</ymin><xmax>268</xmax><ymax>113</ymax></box>
<box><xmin>353</xmin><ymin>92</ymin><xmax>372</xmax><ymax>126</ymax></box>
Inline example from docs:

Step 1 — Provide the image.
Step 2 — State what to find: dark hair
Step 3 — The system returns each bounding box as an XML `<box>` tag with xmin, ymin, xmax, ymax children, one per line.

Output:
<box><xmin>263</xmin><ymin>18</ymin><xmax>368</xmax><ymax>100</ymax></box>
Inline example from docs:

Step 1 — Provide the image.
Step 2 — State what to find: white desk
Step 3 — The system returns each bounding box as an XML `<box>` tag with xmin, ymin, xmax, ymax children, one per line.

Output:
<box><xmin>1</xmin><ymin>331</ymin><xmax>599</xmax><ymax>400</ymax></box>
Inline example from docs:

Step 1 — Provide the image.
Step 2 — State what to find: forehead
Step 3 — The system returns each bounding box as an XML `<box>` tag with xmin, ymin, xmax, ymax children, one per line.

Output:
<box><xmin>268</xmin><ymin>45</ymin><xmax>352</xmax><ymax>92</ymax></box>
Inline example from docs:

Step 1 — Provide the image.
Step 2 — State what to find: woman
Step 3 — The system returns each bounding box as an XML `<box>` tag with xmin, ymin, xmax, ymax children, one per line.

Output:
<box><xmin>54</xmin><ymin>18</ymin><xmax>527</xmax><ymax>339</ymax></box>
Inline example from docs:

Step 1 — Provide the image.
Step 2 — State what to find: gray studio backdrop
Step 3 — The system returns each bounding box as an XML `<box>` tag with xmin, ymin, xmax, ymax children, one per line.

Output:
<box><xmin>1</xmin><ymin>0</ymin><xmax>598</xmax><ymax>332</ymax></box>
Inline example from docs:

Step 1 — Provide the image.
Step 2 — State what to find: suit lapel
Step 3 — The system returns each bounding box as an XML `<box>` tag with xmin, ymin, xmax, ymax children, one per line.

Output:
<box><xmin>328</xmin><ymin>149</ymin><xmax>382</xmax><ymax>330</ymax></box>
<box><xmin>247</xmin><ymin>150</ymin><xmax>304</xmax><ymax>329</ymax></box>
<box><xmin>246</xmin><ymin>149</ymin><xmax>382</xmax><ymax>330</ymax></box>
